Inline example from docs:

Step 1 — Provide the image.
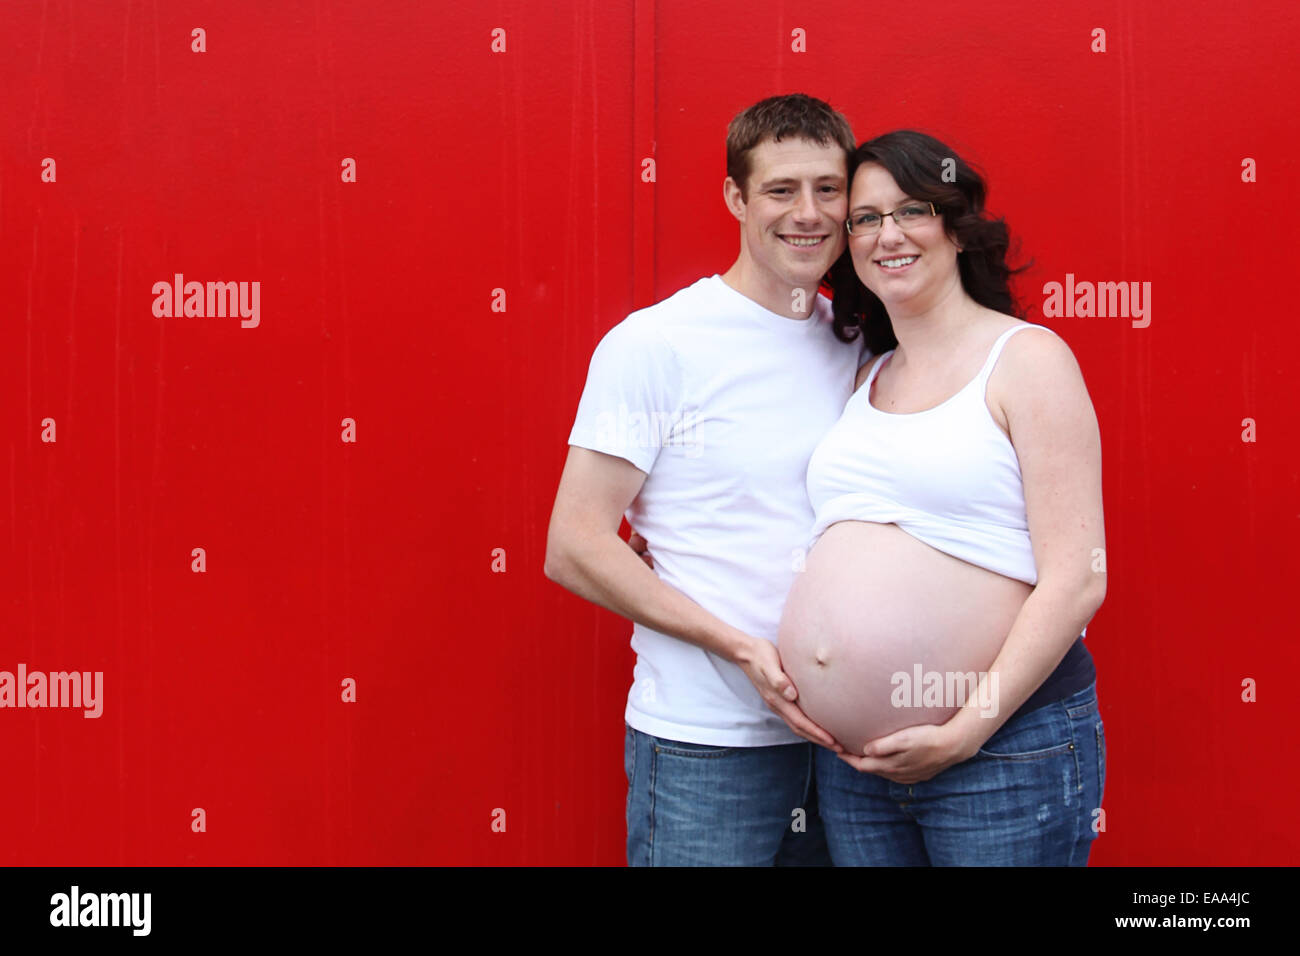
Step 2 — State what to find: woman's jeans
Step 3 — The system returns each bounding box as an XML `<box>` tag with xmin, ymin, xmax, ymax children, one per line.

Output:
<box><xmin>624</xmin><ymin>725</ymin><xmax>831</xmax><ymax>866</ymax></box>
<box><xmin>815</xmin><ymin>681</ymin><xmax>1106</xmax><ymax>866</ymax></box>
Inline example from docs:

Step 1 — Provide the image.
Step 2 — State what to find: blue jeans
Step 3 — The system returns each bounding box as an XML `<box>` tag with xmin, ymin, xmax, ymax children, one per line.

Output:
<box><xmin>815</xmin><ymin>682</ymin><xmax>1106</xmax><ymax>866</ymax></box>
<box><xmin>624</xmin><ymin>724</ymin><xmax>831</xmax><ymax>866</ymax></box>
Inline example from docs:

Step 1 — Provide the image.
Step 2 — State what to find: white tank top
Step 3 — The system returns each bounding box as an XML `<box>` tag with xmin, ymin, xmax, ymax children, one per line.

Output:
<box><xmin>806</xmin><ymin>323</ymin><xmax>1053</xmax><ymax>585</ymax></box>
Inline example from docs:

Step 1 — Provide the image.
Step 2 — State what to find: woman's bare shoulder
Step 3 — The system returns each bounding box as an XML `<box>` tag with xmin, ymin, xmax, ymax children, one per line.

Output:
<box><xmin>983</xmin><ymin>314</ymin><xmax>1090</xmax><ymax>433</ymax></box>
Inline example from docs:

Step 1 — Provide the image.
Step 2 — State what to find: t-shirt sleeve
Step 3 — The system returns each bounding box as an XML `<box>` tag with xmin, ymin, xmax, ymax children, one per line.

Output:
<box><xmin>566</xmin><ymin>317</ymin><xmax>684</xmax><ymax>475</ymax></box>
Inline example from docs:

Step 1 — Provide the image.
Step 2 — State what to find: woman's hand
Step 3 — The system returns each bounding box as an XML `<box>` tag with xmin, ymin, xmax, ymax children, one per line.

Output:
<box><xmin>628</xmin><ymin>529</ymin><xmax>653</xmax><ymax>568</ymax></box>
<box><xmin>836</xmin><ymin>718</ymin><xmax>982</xmax><ymax>784</ymax></box>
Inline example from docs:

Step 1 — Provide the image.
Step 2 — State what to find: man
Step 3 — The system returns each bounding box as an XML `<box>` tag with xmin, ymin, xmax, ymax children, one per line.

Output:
<box><xmin>544</xmin><ymin>94</ymin><xmax>868</xmax><ymax>866</ymax></box>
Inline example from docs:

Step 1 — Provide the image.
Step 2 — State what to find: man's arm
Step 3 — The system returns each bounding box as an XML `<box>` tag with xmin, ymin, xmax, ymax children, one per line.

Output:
<box><xmin>544</xmin><ymin>446</ymin><xmax>744</xmax><ymax>657</ymax></box>
<box><xmin>544</xmin><ymin>445</ymin><xmax>840</xmax><ymax>749</ymax></box>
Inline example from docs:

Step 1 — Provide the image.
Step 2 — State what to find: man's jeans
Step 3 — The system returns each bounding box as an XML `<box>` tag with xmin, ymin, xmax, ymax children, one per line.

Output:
<box><xmin>815</xmin><ymin>681</ymin><xmax>1106</xmax><ymax>865</ymax></box>
<box><xmin>624</xmin><ymin>724</ymin><xmax>831</xmax><ymax>866</ymax></box>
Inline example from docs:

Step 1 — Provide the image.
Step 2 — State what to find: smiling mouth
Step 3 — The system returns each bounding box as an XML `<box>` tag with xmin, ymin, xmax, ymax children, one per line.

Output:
<box><xmin>780</xmin><ymin>235</ymin><xmax>828</xmax><ymax>248</ymax></box>
<box><xmin>876</xmin><ymin>255</ymin><xmax>919</xmax><ymax>270</ymax></box>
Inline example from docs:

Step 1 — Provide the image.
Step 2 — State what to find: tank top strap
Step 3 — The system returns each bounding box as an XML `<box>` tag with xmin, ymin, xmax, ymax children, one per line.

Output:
<box><xmin>972</xmin><ymin>323</ymin><xmax>1055</xmax><ymax>392</ymax></box>
<box><xmin>862</xmin><ymin>349</ymin><xmax>894</xmax><ymax>391</ymax></box>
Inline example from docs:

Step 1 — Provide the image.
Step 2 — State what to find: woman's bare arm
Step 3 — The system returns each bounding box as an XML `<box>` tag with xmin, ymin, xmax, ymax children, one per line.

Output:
<box><xmin>948</xmin><ymin>327</ymin><xmax>1107</xmax><ymax>754</ymax></box>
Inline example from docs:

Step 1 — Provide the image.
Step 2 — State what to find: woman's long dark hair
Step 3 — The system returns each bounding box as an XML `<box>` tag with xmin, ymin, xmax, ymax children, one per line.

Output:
<box><xmin>827</xmin><ymin>130</ymin><xmax>1031</xmax><ymax>352</ymax></box>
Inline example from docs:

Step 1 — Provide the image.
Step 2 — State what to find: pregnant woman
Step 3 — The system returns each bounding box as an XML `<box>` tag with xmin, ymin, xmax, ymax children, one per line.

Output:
<box><xmin>777</xmin><ymin>130</ymin><xmax>1107</xmax><ymax>865</ymax></box>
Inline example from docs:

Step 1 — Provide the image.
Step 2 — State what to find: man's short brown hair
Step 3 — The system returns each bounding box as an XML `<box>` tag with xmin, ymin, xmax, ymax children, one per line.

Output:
<box><xmin>726</xmin><ymin>93</ymin><xmax>856</xmax><ymax>200</ymax></box>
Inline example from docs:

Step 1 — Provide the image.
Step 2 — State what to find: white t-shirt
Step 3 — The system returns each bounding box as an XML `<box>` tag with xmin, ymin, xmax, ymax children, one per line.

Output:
<box><xmin>567</xmin><ymin>274</ymin><xmax>869</xmax><ymax>746</ymax></box>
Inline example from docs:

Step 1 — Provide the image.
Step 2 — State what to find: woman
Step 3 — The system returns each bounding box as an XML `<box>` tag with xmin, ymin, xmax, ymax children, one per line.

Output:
<box><xmin>776</xmin><ymin>130</ymin><xmax>1107</xmax><ymax>866</ymax></box>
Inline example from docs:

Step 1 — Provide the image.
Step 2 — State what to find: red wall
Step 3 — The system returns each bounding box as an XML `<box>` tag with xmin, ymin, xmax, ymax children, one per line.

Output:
<box><xmin>1</xmin><ymin>0</ymin><xmax>1296</xmax><ymax>865</ymax></box>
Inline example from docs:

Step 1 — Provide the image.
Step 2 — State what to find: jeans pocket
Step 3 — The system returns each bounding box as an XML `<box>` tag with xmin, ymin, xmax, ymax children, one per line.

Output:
<box><xmin>976</xmin><ymin>706</ymin><xmax>1073</xmax><ymax>761</ymax></box>
<box><xmin>652</xmin><ymin>737</ymin><xmax>735</xmax><ymax>759</ymax></box>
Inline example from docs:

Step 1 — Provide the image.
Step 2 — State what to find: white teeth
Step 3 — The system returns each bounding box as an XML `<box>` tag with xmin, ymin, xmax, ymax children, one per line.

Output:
<box><xmin>784</xmin><ymin>236</ymin><xmax>823</xmax><ymax>246</ymax></box>
<box><xmin>880</xmin><ymin>256</ymin><xmax>917</xmax><ymax>268</ymax></box>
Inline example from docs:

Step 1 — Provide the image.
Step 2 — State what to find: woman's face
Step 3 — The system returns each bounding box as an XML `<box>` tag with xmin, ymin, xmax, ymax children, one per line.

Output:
<box><xmin>847</xmin><ymin>162</ymin><xmax>962</xmax><ymax>314</ymax></box>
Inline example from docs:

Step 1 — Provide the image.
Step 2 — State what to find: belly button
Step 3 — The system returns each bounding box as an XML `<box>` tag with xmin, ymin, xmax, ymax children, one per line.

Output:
<box><xmin>815</xmin><ymin>649</ymin><xmax>829</xmax><ymax>667</ymax></box>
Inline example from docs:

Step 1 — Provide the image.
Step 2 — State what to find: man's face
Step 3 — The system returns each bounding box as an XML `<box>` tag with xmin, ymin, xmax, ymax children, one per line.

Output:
<box><xmin>729</xmin><ymin>137</ymin><xmax>848</xmax><ymax>290</ymax></box>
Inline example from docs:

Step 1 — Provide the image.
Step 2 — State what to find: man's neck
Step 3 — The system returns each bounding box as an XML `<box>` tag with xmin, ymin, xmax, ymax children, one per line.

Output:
<box><xmin>719</xmin><ymin>259</ymin><xmax>819</xmax><ymax>321</ymax></box>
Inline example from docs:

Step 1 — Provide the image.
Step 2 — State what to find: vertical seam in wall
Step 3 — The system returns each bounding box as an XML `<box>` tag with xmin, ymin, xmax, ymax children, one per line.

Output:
<box><xmin>632</xmin><ymin>0</ymin><xmax>656</xmax><ymax>309</ymax></box>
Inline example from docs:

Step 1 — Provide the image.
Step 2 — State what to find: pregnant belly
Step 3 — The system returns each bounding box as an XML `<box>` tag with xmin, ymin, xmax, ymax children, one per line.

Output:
<box><xmin>777</xmin><ymin>521</ymin><xmax>1031</xmax><ymax>756</ymax></box>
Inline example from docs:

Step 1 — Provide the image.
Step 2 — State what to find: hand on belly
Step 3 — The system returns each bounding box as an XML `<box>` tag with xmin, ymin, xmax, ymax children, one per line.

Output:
<box><xmin>777</xmin><ymin>522</ymin><xmax>1030</xmax><ymax>756</ymax></box>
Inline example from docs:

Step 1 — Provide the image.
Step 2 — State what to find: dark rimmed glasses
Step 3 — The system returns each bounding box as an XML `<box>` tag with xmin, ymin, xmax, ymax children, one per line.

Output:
<box><xmin>846</xmin><ymin>201</ymin><xmax>938</xmax><ymax>236</ymax></box>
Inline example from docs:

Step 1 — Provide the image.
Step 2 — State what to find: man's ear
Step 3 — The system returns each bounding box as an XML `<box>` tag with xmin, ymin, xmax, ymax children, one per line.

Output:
<box><xmin>722</xmin><ymin>176</ymin><xmax>747</xmax><ymax>222</ymax></box>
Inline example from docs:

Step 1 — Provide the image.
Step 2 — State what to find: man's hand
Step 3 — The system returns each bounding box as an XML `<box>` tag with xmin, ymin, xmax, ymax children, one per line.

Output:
<box><xmin>734</xmin><ymin>637</ymin><xmax>842</xmax><ymax>752</ymax></box>
<box><xmin>628</xmin><ymin>529</ymin><xmax>653</xmax><ymax>568</ymax></box>
<box><xmin>622</xmin><ymin>527</ymin><xmax>835</xmax><ymax>751</ymax></box>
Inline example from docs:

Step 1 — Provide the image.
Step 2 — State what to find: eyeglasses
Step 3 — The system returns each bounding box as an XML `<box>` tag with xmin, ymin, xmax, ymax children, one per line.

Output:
<box><xmin>846</xmin><ymin>201</ymin><xmax>938</xmax><ymax>236</ymax></box>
